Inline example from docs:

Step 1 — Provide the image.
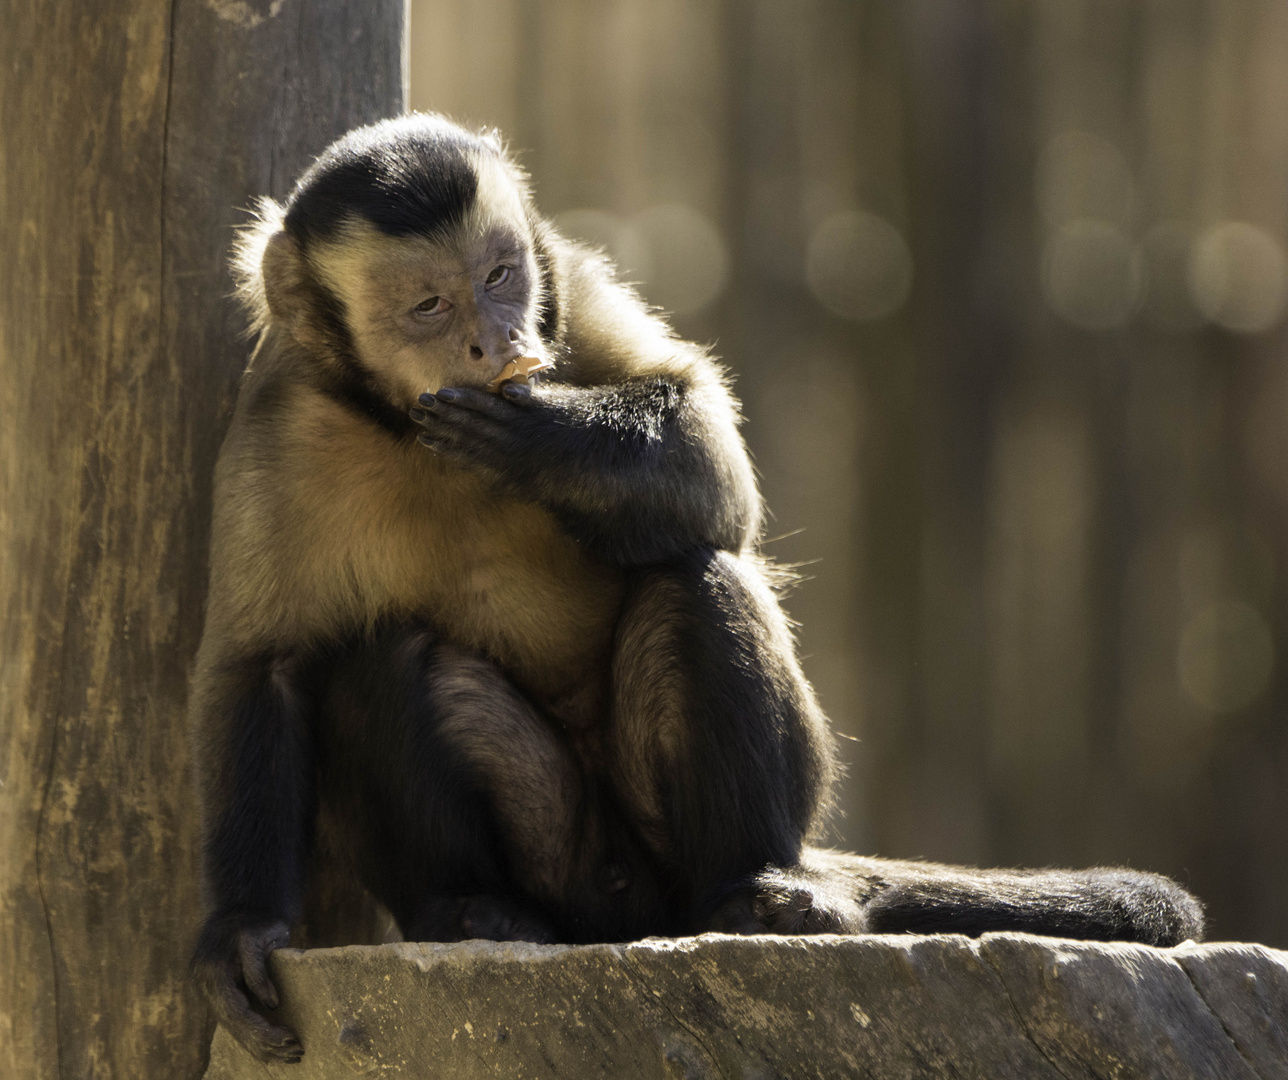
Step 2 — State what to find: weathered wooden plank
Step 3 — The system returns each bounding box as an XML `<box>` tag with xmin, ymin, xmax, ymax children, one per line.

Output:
<box><xmin>0</xmin><ymin>2</ymin><xmax>404</xmax><ymax>1076</ymax></box>
<box><xmin>203</xmin><ymin>933</ymin><xmax>1288</xmax><ymax>1079</ymax></box>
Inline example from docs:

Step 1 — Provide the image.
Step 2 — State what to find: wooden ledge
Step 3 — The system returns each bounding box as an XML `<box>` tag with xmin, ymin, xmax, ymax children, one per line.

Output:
<box><xmin>203</xmin><ymin>933</ymin><xmax>1288</xmax><ymax>1079</ymax></box>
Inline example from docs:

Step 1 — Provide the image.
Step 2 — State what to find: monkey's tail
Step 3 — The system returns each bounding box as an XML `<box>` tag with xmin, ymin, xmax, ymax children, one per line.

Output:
<box><xmin>802</xmin><ymin>848</ymin><xmax>1205</xmax><ymax>947</ymax></box>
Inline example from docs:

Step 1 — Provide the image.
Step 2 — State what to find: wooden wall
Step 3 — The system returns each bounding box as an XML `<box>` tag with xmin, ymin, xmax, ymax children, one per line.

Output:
<box><xmin>0</xmin><ymin>3</ymin><xmax>403</xmax><ymax>1077</ymax></box>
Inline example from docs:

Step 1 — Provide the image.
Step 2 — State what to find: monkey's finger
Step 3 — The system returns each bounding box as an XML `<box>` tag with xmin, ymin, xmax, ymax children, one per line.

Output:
<box><xmin>416</xmin><ymin>429</ymin><xmax>491</xmax><ymax>464</ymax></box>
<box><xmin>238</xmin><ymin>941</ymin><xmax>279</xmax><ymax>1010</ymax></box>
<box><xmin>413</xmin><ymin>414</ymin><xmax>477</xmax><ymax>447</ymax></box>
<box><xmin>242</xmin><ymin>1014</ymin><xmax>303</xmax><ymax>1065</ymax></box>
<box><xmin>416</xmin><ymin>431</ymin><xmax>453</xmax><ymax>452</ymax></box>
<box><xmin>206</xmin><ymin>965</ymin><xmax>303</xmax><ymax>1064</ymax></box>
<box><xmin>411</xmin><ymin>401</ymin><xmax>495</xmax><ymax>433</ymax></box>
<box><xmin>238</xmin><ymin>923</ymin><xmax>290</xmax><ymax>1010</ymax></box>
<box><xmin>413</xmin><ymin>404</ymin><xmax>515</xmax><ymax>455</ymax></box>
<box><xmin>239</xmin><ymin>1012</ymin><xmax>304</xmax><ymax>1065</ymax></box>
<box><xmin>500</xmin><ymin>382</ymin><xmax>534</xmax><ymax>405</ymax></box>
<box><xmin>411</xmin><ymin>407</ymin><xmax>522</xmax><ymax>475</ymax></box>
<box><xmin>433</xmin><ymin>386</ymin><xmax>519</xmax><ymax>417</ymax></box>
<box><xmin>411</xmin><ymin>404</ymin><xmax>482</xmax><ymax>430</ymax></box>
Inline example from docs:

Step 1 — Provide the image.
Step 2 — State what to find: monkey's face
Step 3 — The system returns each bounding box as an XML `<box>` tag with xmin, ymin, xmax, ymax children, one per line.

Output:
<box><xmin>300</xmin><ymin>159</ymin><xmax>548</xmax><ymax>405</ymax></box>
<box><xmin>309</xmin><ymin>223</ymin><xmax>542</xmax><ymax>404</ymax></box>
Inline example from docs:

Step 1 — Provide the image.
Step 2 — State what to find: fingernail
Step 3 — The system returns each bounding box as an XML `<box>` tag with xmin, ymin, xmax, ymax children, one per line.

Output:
<box><xmin>416</xmin><ymin>433</ymin><xmax>437</xmax><ymax>448</ymax></box>
<box><xmin>417</xmin><ymin>392</ymin><xmax>437</xmax><ymax>407</ymax></box>
<box><xmin>437</xmin><ymin>388</ymin><xmax>459</xmax><ymax>402</ymax></box>
<box><xmin>409</xmin><ymin>408</ymin><xmax>427</xmax><ymax>423</ymax></box>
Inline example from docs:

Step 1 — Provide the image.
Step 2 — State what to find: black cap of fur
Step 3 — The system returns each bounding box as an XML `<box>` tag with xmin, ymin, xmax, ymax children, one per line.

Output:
<box><xmin>283</xmin><ymin>114</ymin><xmax>499</xmax><ymax>245</ymax></box>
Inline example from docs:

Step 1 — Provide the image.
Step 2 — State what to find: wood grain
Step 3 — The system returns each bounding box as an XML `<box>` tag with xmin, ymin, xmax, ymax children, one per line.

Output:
<box><xmin>203</xmin><ymin>935</ymin><xmax>1288</xmax><ymax>1080</ymax></box>
<box><xmin>0</xmin><ymin>2</ymin><xmax>404</xmax><ymax>1076</ymax></box>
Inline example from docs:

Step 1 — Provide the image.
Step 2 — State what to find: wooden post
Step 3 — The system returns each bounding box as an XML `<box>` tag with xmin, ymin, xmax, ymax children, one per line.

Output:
<box><xmin>0</xmin><ymin>2</ymin><xmax>404</xmax><ymax>1076</ymax></box>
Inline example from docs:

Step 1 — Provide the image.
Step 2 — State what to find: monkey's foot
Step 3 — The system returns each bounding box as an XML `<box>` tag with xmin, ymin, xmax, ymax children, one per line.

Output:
<box><xmin>458</xmin><ymin>895</ymin><xmax>557</xmax><ymax>944</ymax></box>
<box><xmin>402</xmin><ymin>893</ymin><xmax>556</xmax><ymax>943</ymax></box>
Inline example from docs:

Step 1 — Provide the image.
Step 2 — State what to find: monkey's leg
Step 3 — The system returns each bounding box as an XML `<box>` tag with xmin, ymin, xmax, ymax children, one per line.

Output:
<box><xmin>609</xmin><ymin>547</ymin><xmax>843</xmax><ymax>933</ymax></box>
<box><xmin>320</xmin><ymin>627</ymin><xmax>648</xmax><ymax>943</ymax></box>
<box><xmin>608</xmin><ymin>553</ymin><xmax>1203</xmax><ymax>946</ymax></box>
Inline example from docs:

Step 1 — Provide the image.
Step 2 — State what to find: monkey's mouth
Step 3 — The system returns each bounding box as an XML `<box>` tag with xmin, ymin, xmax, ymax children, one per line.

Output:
<box><xmin>486</xmin><ymin>355</ymin><xmax>554</xmax><ymax>393</ymax></box>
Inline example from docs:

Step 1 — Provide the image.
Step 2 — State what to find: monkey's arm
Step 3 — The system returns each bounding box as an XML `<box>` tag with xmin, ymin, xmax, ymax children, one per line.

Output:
<box><xmin>190</xmin><ymin>650</ymin><xmax>314</xmax><ymax>1065</ymax></box>
<box><xmin>410</xmin><ymin>370</ymin><xmax>761</xmax><ymax>566</ymax></box>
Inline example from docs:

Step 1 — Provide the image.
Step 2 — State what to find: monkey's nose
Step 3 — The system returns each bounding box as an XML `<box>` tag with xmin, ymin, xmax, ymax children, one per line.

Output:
<box><xmin>481</xmin><ymin>343</ymin><xmax>525</xmax><ymax>368</ymax></box>
<box><xmin>470</xmin><ymin>336</ymin><xmax>524</xmax><ymax>366</ymax></box>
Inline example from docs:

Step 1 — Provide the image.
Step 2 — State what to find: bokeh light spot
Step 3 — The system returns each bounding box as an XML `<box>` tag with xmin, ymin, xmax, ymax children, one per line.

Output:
<box><xmin>805</xmin><ymin>210</ymin><xmax>913</xmax><ymax>321</ymax></box>
<box><xmin>1188</xmin><ymin>221</ymin><xmax>1288</xmax><ymax>334</ymax></box>
<box><xmin>629</xmin><ymin>203</ymin><xmax>728</xmax><ymax>315</ymax></box>
<box><xmin>553</xmin><ymin>208</ymin><xmax>642</xmax><ymax>273</ymax></box>
<box><xmin>1177</xmin><ymin>599</ymin><xmax>1274</xmax><ymax>713</ymax></box>
<box><xmin>1036</xmin><ymin>131</ymin><xmax>1136</xmax><ymax>228</ymax></box>
<box><xmin>554</xmin><ymin>204</ymin><xmax>728</xmax><ymax>316</ymax></box>
<box><xmin>1041</xmin><ymin>219</ymin><xmax>1141</xmax><ymax>330</ymax></box>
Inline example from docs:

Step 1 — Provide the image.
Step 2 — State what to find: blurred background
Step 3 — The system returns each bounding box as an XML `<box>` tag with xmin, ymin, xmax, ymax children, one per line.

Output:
<box><xmin>409</xmin><ymin>0</ymin><xmax>1288</xmax><ymax>947</ymax></box>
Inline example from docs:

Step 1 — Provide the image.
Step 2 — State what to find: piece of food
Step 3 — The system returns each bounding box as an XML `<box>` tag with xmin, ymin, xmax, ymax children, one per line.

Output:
<box><xmin>486</xmin><ymin>355</ymin><xmax>554</xmax><ymax>393</ymax></box>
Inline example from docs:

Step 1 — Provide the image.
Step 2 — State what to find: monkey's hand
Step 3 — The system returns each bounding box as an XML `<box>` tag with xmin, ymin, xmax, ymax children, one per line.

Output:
<box><xmin>408</xmin><ymin>383</ymin><xmax>565</xmax><ymax>485</ymax></box>
<box><xmin>409</xmin><ymin>378</ymin><xmax>756</xmax><ymax>565</ymax></box>
<box><xmin>191</xmin><ymin>917</ymin><xmax>302</xmax><ymax>1064</ymax></box>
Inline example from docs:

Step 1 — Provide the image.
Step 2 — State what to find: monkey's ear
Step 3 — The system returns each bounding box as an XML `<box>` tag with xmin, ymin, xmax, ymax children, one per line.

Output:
<box><xmin>261</xmin><ymin>231</ymin><xmax>313</xmax><ymax>330</ymax></box>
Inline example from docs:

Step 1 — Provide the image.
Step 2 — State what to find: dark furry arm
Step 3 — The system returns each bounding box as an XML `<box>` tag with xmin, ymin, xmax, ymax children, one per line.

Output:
<box><xmin>190</xmin><ymin>651</ymin><xmax>315</xmax><ymax>1063</ymax></box>
<box><xmin>411</xmin><ymin>372</ymin><xmax>762</xmax><ymax>566</ymax></box>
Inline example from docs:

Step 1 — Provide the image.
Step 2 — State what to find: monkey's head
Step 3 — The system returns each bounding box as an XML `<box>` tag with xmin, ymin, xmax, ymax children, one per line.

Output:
<box><xmin>235</xmin><ymin>114</ymin><xmax>557</xmax><ymax>404</ymax></box>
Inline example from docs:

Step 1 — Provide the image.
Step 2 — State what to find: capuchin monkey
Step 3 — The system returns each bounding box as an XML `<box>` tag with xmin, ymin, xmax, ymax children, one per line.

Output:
<box><xmin>190</xmin><ymin>114</ymin><xmax>1204</xmax><ymax>1063</ymax></box>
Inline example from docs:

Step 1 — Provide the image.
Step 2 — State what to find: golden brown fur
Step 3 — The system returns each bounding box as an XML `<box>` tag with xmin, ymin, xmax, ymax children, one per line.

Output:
<box><xmin>200</xmin><ymin>361</ymin><xmax>625</xmax><ymax>709</ymax></box>
<box><xmin>200</xmin><ymin>150</ymin><xmax>753</xmax><ymax>719</ymax></box>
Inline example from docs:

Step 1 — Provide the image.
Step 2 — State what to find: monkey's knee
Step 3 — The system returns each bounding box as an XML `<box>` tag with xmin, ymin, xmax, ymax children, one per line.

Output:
<box><xmin>614</xmin><ymin>547</ymin><xmax>834</xmax><ymax>780</ymax></box>
<box><xmin>417</xmin><ymin>645</ymin><xmax>593</xmax><ymax>901</ymax></box>
<box><xmin>610</xmin><ymin>549</ymin><xmax>836</xmax><ymax>898</ymax></box>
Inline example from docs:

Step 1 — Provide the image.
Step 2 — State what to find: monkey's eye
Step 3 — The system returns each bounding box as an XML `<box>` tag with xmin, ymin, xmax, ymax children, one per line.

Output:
<box><xmin>484</xmin><ymin>265</ymin><xmax>511</xmax><ymax>287</ymax></box>
<box><xmin>413</xmin><ymin>296</ymin><xmax>450</xmax><ymax>316</ymax></box>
